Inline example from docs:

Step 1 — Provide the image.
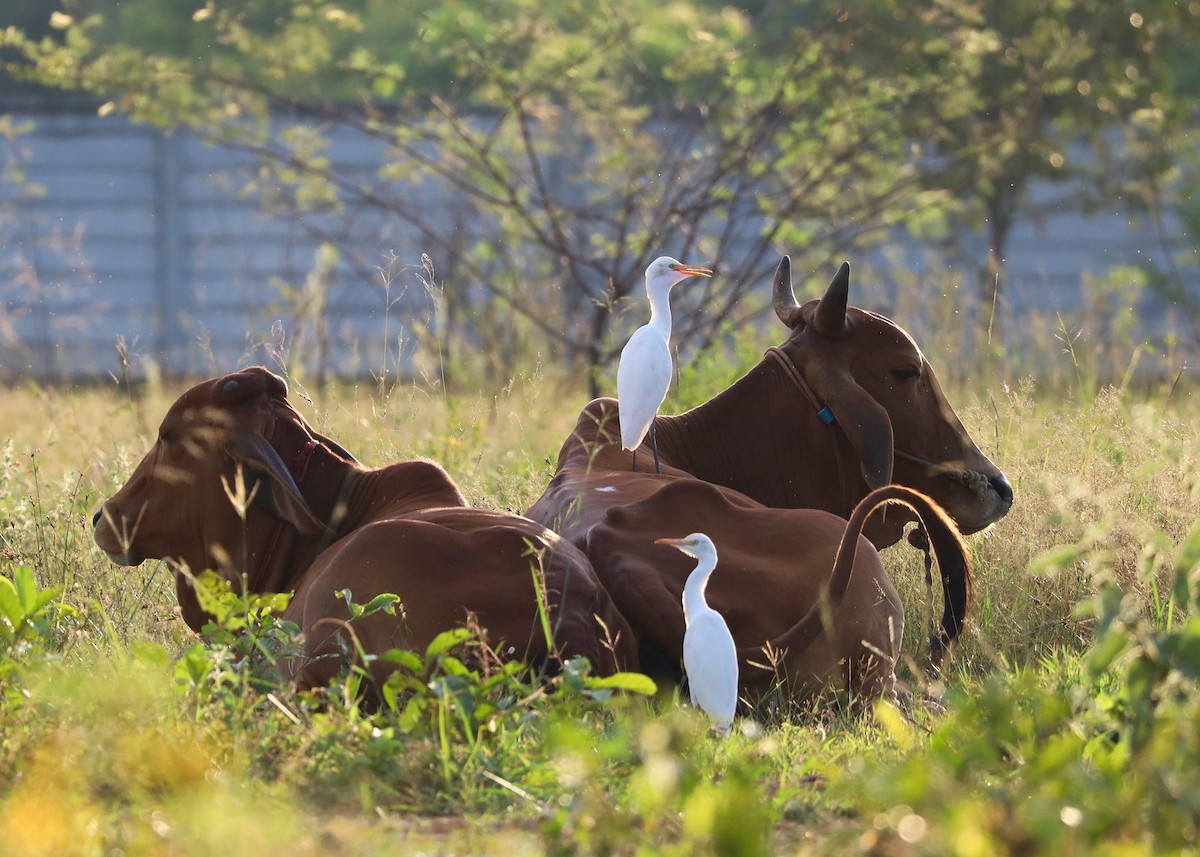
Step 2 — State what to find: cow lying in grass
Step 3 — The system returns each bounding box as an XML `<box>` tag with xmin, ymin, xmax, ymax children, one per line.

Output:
<box><xmin>93</xmin><ymin>367</ymin><xmax>637</xmax><ymax>693</ymax></box>
<box><xmin>527</xmin><ymin>257</ymin><xmax>1007</xmax><ymax>699</ymax></box>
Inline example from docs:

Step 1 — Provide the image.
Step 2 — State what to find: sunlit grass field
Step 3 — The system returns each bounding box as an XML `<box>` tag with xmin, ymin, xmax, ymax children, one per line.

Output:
<box><xmin>2</xmin><ymin>325</ymin><xmax>1200</xmax><ymax>855</ymax></box>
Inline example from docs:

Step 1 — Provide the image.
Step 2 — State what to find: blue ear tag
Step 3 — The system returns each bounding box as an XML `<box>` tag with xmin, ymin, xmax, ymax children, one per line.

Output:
<box><xmin>816</xmin><ymin>405</ymin><xmax>836</xmax><ymax>425</ymax></box>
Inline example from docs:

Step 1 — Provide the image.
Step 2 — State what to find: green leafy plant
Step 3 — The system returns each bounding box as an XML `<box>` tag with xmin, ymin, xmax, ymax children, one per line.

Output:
<box><xmin>371</xmin><ymin>627</ymin><xmax>656</xmax><ymax>796</ymax></box>
<box><xmin>0</xmin><ymin>562</ymin><xmax>75</xmax><ymax>688</ymax></box>
<box><xmin>837</xmin><ymin>516</ymin><xmax>1200</xmax><ymax>855</ymax></box>
<box><xmin>542</xmin><ymin>707</ymin><xmax>774</xmax><ymax>857</ymax></box>
<box><xmin>173</xmin><ymin>570</ymin><xmax>302</xmax><ymax>717</ymax></box>
<box><xmin>0</xmin><ymin>564</ymin><xmax>69</xmax><ymax>651</ymax></box>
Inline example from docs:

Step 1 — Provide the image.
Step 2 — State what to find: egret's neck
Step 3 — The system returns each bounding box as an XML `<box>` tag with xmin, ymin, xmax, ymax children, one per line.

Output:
<box><xmin>646</xmin><ymin>282</ymin><xmax>674</xmax><ymax>334</ymax></box>
<box><xmin>682</xmin><ymin>557</ymin><xmax>716</xmax><ymax>623</ymax></box>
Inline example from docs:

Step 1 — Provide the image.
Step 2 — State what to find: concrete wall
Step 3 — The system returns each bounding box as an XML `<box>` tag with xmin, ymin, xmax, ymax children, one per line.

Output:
<box><xmin>0</xmin><ymin>113</ymin><xmax>445</xmax><ymax>381</ymax></box>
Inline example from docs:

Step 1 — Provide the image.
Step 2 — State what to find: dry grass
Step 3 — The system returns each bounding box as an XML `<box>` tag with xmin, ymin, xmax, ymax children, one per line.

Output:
<box><xmin>3</xmin><ymin>343</ymin><xmax>1200</xmax><ymax>855</ymax></box>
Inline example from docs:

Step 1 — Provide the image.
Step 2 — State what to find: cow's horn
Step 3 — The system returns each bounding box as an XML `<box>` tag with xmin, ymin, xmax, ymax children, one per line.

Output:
<box><xmin>771</xmin><ymin>256</ymin><xmax>799</xmax><ymax>324</ymax></box>
<box><xmin>812</xmin><ymin>261</ymin><xmax>850</xmax><ymax>337</ymax></box>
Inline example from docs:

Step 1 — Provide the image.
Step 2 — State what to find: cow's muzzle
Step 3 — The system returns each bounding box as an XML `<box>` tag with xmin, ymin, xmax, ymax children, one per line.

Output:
<box><xmin>92</xmin><ymin>504</ymin><xmax>143</xmax><ymax>566</ymax></box>
<box><xmin>988</xmin><ymin>473</ymin><xmax>1014</xmax><ymax>507</ymax></box>
<box><xmin>950</xmin><ymin>469</ymin><xmax>1014</xmax><ymax>533</ymax></box>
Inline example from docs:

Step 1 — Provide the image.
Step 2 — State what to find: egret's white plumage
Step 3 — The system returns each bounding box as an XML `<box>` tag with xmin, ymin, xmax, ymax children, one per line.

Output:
<box><xmin>618</xmin><ymin>256</ymin><xmax>713</xmax><ymax>472</ymax></box>
<box><xmin>656</xmin><ymin>532</ymin><xmax>738</xmax><ymax>735</ymax></box>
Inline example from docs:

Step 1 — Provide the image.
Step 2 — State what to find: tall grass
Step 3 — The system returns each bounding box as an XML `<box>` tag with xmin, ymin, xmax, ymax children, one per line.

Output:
<box><xmin>1</xmin><ymin>301</ymin><xmax>1199</xmax><ymax>853</ymax></box>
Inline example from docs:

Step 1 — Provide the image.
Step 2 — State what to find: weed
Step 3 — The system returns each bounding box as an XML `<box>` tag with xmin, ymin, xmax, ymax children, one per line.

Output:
<box><xmin>837</xmin><ymin>515</ymin><xmax>1200</xmax><ymax>856</ymax></box>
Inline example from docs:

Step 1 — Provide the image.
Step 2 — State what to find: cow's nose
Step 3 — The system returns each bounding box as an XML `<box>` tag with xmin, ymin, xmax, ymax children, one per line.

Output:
<box><xmin>988</xmin><ymin>474</ymin><xmax>1013</xmax><ymax>506</ymax></box>
<box><xmin>91</xmin><ymin>509</ymin><xmax>102</xmax><ymax>528</ymax></box>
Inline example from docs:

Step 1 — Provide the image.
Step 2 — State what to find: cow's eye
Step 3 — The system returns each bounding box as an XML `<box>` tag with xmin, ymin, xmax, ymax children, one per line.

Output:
<box><xmin>890</xmin><ymin>366</ymin><xmax>921</xmax><ymax>382</ymax></box>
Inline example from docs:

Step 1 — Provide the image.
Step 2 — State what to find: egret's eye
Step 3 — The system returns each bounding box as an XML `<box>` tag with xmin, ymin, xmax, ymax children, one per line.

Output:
<box><xmin>890</xmin><ymin>366</ymin><xmax>921</xmax><ymax>382</ymax></box>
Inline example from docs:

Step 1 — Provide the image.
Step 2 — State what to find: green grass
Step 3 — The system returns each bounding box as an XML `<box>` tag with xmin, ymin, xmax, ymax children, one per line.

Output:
<box><xmin>3</xmin><ymin>346</ymin><xmax>1200</xmax><ymax>855</ymax></box>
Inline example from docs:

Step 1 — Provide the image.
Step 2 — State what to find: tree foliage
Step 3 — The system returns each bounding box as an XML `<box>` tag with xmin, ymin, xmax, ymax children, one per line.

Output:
<box><xmin>822</xmin><ymin>0</ymin><xmax>1200</xmax><ymax>303</ymax></box>
<box><xmin>2</xmin><ymin>0</ymin><xmax>1196</xmax><ymax>385</ymax></box>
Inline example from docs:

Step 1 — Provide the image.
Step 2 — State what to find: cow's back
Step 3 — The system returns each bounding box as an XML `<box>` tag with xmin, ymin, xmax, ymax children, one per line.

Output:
<box><xmin>285</xmin><ymin>507</ymin><xmax>637</xmax><ymax>689</ymax></box>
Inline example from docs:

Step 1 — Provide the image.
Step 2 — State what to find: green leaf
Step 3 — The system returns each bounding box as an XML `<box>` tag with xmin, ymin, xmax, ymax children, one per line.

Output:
<box><xmin>398</xmin><ymin>695</ymin><xmax>425</xmax><ymax>731</ymax></box>
<box><xmin>1175</xmin><ymin>518</ymin><xmax>1200</xmax><ymax>608</ymax></box>
<box><xmin>336</xmin><ymin>588</ymin><xmax>361</xmax><ymax>618</ymax></box>
<box><xmin>359</xmin><ymin>592</ymin><xmax>402</xmax><ymax>618</ymax></box>
<box><xmin>430</xmin><ymin>674</ymin><xmax>476</xmax><ymax>721</ymax></box>
<box><xmin>258</xmin><ymin>591</ymin><xmax>293</xmax><ymax>615</ymax></box>
<box><xmin>1086</xmin><ymin>628</ymin><xmax>1131</xmax><ymax>679</ymax></box>
<box><xmin>1027</xmin><ymin>543</ymin><xmax>1084</xmax><ymax>577</ymax></box>
<box><xmin>14</xmin><ymin>565</ymin><xmax>59</xmax><ymax>616</ymax></box>
<box><xmin>192</xmin><ymin>571</ymin><xmax>234</xmax><ymax>624</ymax></box>
<box><xmin>337</xmin><ymin>590</ymin><xmax>398</xmax><ymax>620</ymax></box>
<box><xmin>425</xmin><ymin>627</ymin><xmax>472</xmax><ymax>660</ymax></box>
<box><xmin>0</xmin><ymin>575</ymin><xmax>20</xmax><ymax>632</ymax></box>
<box><xmin>439</xmin><ymin>656</ymin><xmax>471</xmax><ymax>678</ymax></box>
<box><xmin>174</xmin><ymin>643</ymin><xmax>215</xmax><ymax>687</ymax></box>
<box><xmin>1162</xmin><ymin>623</ymin><xmax>1200</xmax><ymax>679</ymax></box>
<box><xmin>0</xmin><ymin>566</ymin><xmax>65</xmax><ymax>645</ymax></box>
<box><xmin>585</xmin><ymin>671</ymin><xmax>658</xmax><ymax>697</ymax></box>
<box><xmin>380</xmin><ymin>648</ymin><xmax>423</xmax><ymax>672</ymax></box>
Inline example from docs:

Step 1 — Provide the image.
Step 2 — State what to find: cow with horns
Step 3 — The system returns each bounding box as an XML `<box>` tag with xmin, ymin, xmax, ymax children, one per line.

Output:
<box><xmin>525</xmin><ymin>257</ymin><xmax>1013</xmax><ymax>701</ymax></box>
<box><xmin>93</xmin><ymin>367</ymin><xmax>638</xmax><ymax>694</ymax></box>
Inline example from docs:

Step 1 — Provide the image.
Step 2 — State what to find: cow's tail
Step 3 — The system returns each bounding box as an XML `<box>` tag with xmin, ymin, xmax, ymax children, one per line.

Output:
<box><xmin>741</xmin><ymin>484</ymin><xmax>971</xmax><ymax>672</ymax></box>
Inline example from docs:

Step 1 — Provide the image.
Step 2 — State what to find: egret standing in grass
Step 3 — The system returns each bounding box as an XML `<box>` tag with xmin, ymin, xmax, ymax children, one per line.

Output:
<box><xmin>618</xmin><ymin>256</ymin><xmax>713</xmax><ymax>473</ymax></box>
<box><xmin>656</xmin><ymin>532</ymin><xmax>738</xmax><ymax>735</ymax></box>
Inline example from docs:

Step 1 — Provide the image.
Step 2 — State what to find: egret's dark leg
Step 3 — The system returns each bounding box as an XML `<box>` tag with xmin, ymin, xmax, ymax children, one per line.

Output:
<box><xmin>631</xmin><ymin>447</ymin><xmax>638</xmax><ymax>472</ymax></box>
<box><xmin>651</xmin><ymin>424</ymin><xmax>661</xmax><ymax>475</ymax></box>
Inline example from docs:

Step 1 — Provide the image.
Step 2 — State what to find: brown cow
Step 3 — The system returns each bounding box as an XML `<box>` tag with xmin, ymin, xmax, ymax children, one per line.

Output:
<box><xmin>93</xmin><ymin>367</ymin><xmax>637</xmax><ymax>693</ymax></box>
<box><xmin>584</xmin><ymin>481</ymin><xmax>969</xmax><ymax>704</ymax></box>
<box><xmin>524</xmin><ymin>257</ymin><xmax>1009</xmax><ymax>697</ymax></box>
<box><xmin>526</xmin><ymin>257</ymin><xmax>1013</xmax><ymax>550</ymax></box>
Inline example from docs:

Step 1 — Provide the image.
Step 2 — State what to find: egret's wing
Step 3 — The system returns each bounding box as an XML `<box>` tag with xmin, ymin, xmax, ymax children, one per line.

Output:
<box><xmin>616</xmin><ymin>326</ymin><xmax>672</xmax><ymax>451</ymax></box>
<box><xmin>683</xmin><ymin>610</ymin><xmax>739</xmax><ymax>729</ymax></box>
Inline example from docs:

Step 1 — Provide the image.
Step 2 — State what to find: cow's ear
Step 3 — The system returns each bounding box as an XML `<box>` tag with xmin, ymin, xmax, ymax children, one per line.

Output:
<box><xmin>805</xmin><ymin>352</ymin><xmax>893</xmax><ymax>489</ymax></box>
<box><xmin>828</xmin><ymin>383</ymin><xmax>893</xmax><ymax>489</ymax></box>
<box><xmin>230</xmin><ymin>432</ymin><xmax>326</xmax><ymax>535</ymax></box>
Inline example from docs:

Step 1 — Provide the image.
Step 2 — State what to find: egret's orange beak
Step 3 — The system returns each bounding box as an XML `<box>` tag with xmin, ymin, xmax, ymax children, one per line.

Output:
<box><xmin>668</xmin><ymin>263</ymin><xmax>713</xmax><ymax>278</ymax></box>
<box><xmin>655</xmin><ymin>537</ymin><xmax>687</xmax><ymax>547</ymax></box>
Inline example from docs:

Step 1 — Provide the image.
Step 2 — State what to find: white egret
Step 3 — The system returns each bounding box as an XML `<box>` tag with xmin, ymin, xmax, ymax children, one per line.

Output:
<box><xmin>618</xmin><ymin>256</ymin><xmax>713</xmax><ymax>473</ymax></box>
<box><xmin>656</xmin><ymin>532</ymin><xmax>738</xmax><ymax>735</ymax></box>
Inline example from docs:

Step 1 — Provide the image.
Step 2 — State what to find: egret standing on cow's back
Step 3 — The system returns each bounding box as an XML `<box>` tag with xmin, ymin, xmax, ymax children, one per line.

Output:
<box><xmin>618</xmin><ymin>256</ymin><xmax>713</xmax><ymax>473</ymax></box>
<box><xmin>656</xmin><ymin>532</ymin><xmax>738</xmax><ymax>735</ymax></box>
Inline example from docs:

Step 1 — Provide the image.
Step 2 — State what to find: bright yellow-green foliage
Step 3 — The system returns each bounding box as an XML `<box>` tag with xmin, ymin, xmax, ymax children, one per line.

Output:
<box><xmin>1</xmin><ymin>357</ymin><xmax>1200</xmax><ymax>854</ymax></box>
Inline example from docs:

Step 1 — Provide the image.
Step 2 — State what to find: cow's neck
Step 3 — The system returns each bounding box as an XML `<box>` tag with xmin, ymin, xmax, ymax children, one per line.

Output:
<box><xmin>657</xmin><ymin>358</ymin><xmax>861</xmax><ymax>519</ymax></box>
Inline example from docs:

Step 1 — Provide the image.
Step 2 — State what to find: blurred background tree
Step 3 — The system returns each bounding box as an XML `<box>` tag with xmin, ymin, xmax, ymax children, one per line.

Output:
<box><xmin>2</xmin><ymin>0</ymin><xmax>1197</xmax><ymax>387</ymax></box>
<box><xmin>823</xmin><ymin>0</ymin><xmax>1200</xmax><ymax>311</ymax></box>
